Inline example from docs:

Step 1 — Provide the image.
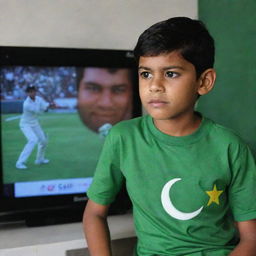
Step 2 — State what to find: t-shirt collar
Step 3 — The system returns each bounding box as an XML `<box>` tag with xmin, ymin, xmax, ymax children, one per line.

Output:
<box><xmin>146</xmin><ymin>113</ymin><xmax>212</xmax><ymax>146</ymax></box>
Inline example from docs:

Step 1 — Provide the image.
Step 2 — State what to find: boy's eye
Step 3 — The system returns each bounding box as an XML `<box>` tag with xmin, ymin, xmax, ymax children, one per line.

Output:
<box><xmin>139</xmin><ymin>71</ymin><xmax>153</xmax><ymax>79</ymax></box>
<box><xmin>165</xmin><ymin>71</ymin><xmax>179</xmax><ymax>78</ymax></box>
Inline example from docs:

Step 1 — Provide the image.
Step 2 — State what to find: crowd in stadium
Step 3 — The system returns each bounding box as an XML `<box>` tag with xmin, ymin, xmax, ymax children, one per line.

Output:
<box><xmin>0</xmin><ymin>66</ymin><xmax>77</xmax><ymax>101</ymax></box>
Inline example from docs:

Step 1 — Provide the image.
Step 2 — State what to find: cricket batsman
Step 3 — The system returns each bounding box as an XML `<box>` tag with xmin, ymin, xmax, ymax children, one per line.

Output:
<box><xmin>16</xmin><ymin>85</ymin><xmax>55</xmax><ymax>169</ymax></box>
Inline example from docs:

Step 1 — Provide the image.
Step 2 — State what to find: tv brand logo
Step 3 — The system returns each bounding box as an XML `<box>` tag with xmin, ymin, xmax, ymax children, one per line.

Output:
<box><xmin>73</xmin><ymin>196</ymin><xmax>88</xmax><ymax>202</ymax></box>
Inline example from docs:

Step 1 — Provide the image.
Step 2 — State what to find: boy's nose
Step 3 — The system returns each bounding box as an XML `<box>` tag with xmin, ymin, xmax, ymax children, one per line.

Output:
<box><xmin>149</xmin><ymin>77</ymin><xmax>165</xmax><ymax>92</ymax></box>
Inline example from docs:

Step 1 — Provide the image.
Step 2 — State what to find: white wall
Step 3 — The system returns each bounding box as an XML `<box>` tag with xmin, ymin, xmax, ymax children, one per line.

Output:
<box><xmin>0</xmin><ymin>0</ymin><xmax>197</xmax><ymax>50</ymax></box>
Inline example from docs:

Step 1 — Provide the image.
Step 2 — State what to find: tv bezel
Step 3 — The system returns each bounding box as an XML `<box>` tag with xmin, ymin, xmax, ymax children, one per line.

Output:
<box><xmin>0</xmin><ymin>46</ymin><xmax>140</xmax><ymax>225</ymax></box>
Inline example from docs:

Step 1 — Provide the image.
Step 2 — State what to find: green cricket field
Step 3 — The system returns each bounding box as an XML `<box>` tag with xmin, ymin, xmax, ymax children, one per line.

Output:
<box><xmin>1</xmin><ymin>112</ymin><xmax>104</xmax><ymax>184</ymax></box>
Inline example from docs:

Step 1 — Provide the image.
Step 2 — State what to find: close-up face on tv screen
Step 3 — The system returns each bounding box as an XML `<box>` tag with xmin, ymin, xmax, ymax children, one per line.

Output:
<box><xmin>77</xmin><ymin>67</ymin><xmax>133</xmax><ymax>133</ymax></box>
<box><xmin>0</xmin><ymin>65</ymin><xmax>135</xmax><ymax>199</ymax></box>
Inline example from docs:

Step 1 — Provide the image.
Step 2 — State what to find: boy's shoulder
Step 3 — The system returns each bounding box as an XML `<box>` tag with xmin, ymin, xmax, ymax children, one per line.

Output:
<box><xmin>210</xmin><ymin>118</ymin><xmax>242</xmax><ymax>140</ymax></box>
<box><xmin>206</xmin><ymin>117</ymin><xmax>250</xmax><ymax>152</ymax></box>
<box><xmin>105</xmin><ymin>116</ymin><xmax>146</xmax><ymax>146</ymax></box>
<box><xmin>111</xmin><ymin>116</ymin><xmax>145</xmax><ymax>134</ymax></box>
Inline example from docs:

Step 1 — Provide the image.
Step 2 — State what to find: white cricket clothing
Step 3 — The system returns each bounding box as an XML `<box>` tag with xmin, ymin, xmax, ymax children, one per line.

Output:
<box><xmin>16</xmin><ymin>96</ymin><xmax>50</xmax><ymax>166</ymax></box>
<box><xmin>20</xmin><ymin>96</ymin><xmax>49</xmax><ymax>126</ymax></box>
<box><xmin>35</xmin><ymin>159</ymin><xmax>50</xmax><ymax>165</ymax></box>
<box><xmin>16</xmin><ymin>163</ymin><xmax>27</xmax><ymax>169</ymax></box>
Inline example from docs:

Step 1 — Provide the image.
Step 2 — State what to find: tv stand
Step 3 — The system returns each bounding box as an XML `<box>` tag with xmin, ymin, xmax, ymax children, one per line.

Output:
<box><xmin>0</xmin><ymin>213</ymin><xmax>135</xmax><ymax>256</ymax></box>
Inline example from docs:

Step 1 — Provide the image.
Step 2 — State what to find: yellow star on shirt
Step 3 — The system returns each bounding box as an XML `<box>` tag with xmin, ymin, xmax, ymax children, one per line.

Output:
<box><xmin>206</xmin><ymin>184</ymin><xmax>223</xmax><ymax>206</ymax></box>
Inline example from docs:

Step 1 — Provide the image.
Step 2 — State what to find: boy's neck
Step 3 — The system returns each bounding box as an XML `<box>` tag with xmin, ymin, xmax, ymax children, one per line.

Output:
<box><xmin>153</xmin><ymin>112</ymin><xmax>202</xmax><ymax>137</ymax></box>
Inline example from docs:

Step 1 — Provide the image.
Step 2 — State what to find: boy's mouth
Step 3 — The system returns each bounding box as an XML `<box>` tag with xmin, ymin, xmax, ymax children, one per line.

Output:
<box><xmin>148</xmin><ymin>99</ymin><xmax>169</xmax><ymax>108</ymax></box>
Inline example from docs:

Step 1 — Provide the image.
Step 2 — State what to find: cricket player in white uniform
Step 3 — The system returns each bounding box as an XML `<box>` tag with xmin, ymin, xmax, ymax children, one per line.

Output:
<box><xmin>16</xmin><ymin>86</ymin><xmax>52</xmax><ymax>169</ymax></box>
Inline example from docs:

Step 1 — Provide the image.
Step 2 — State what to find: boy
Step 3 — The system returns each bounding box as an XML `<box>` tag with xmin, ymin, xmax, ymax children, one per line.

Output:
<box><xmin>83</xmin><ymin>17</ymin><xmax>256</xmax><ymax>255</ymax></box>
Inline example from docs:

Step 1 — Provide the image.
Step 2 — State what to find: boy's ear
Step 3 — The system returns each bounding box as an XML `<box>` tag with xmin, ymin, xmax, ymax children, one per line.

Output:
<box><xmin>197</xmin><ymin>68</ymin><xmax>216</xmax><ymax>96</ymax></box>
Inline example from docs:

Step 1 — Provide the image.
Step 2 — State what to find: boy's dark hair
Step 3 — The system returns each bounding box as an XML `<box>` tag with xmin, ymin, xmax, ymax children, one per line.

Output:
<box><xmin>25</xmin><ymin>85</ymin><xmax>36</xmax><ymax>93</ymax></box>
<box><xmin>134</xmin><ymin>17</ymin><xmax>215</xmax><ymax>78</ymax></box>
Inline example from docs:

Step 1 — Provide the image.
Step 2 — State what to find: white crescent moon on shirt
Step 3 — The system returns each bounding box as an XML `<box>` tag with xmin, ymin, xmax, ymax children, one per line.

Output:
<box><xmin>161</xmin><ymin>178</ymin><xmax>203</xmax><ymax>220</ymax></box>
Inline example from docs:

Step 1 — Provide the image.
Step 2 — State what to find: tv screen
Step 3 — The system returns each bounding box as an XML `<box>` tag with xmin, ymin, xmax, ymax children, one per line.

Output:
<box><xmin>0</xmin><ymin>46</ymin><xmax>141</xmax><ymax>226</ymax></box>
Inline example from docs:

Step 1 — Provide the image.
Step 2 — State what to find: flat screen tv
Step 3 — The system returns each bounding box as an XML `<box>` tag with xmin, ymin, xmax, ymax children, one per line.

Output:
<box><xmin>0</xmin><ymin>46</ymin><xmax>141</xmax><ymax>226</ymax></box>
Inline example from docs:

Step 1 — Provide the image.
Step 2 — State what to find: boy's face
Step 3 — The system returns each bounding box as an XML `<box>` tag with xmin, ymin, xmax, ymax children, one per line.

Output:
<box><xmin>138</xmin><ymin>51</ymin><xmax>201</xmax><ymax>122</ymax></box>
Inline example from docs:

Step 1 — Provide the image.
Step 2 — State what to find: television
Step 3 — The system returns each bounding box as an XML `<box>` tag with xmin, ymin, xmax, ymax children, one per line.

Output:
<box><xmin>0</xmin><ymin>46</ymin><xmax>141</xmax><ymax>226</ymax></box>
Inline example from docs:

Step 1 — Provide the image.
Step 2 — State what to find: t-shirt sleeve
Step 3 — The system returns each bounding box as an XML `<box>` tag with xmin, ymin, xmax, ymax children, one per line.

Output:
<box><xmin>87</xmin><ymin>129</ymin><xmax>124</xmax><ymax>205</ymax></box>
<box><xmin>229</xmin><ymin>143</ymin><xmax>256</xmax><ymax>221</ymax></box>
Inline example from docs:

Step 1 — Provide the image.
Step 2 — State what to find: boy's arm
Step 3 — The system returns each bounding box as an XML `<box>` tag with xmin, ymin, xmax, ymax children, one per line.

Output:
<box><xmin>229</xmin><ymin>219</ymin><xmax>256</xmax><ymax>256</ymax></box>
<box><xmin>83</xmin><ymin>199</ymin><xmax>112</xmax><ymax>256</ymax></box>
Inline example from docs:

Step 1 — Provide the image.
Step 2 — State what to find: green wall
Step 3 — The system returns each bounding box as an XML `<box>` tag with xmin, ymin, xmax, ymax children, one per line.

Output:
<box><xmin>197</xmin><ymin>0</ymin><xmax>256</xmax><ymax>156</ymax></box>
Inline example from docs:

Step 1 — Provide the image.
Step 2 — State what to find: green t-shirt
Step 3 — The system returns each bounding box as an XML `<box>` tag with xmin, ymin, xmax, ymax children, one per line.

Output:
<box><xmin>87</xmin><ymin>115</ymin><xmax>256</xmax><ymax>256</ymax></box>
